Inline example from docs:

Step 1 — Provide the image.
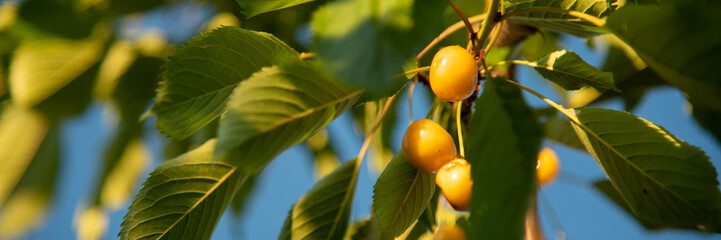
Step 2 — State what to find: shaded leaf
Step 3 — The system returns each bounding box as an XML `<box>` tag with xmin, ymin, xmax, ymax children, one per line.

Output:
<box><xmin>606</xmin><ymin>0</ymin><xmax>721</xmax><ymax>111</ymax></box>
<box><xmin>9</xmin><ymin>31</ymin><xmax>107</xmax><ymax>108</ymax></box>
<box><xmin>152</xmin><ymin>26</ymin><xmax>298</xmax><ymax>139</ymax></box>
<box><xmin>279</xmin><ymin>159</ymin><xmax>358</xmax><ymax>240</ymax></box>
<box><xmin>0</xmin><ymin>105</ymin><xmax>48</xmax><ymax>207</ymax></box>
<box><xmin>593</xmin><ymin>180</ymin><xmax>665</xmax><ymax>230</ymax></box>
<box><xmin>373</xmin><ymin>152</ymin><xmax>436</xmax><ymax>237</ymax></box>
<box><xmin>569</xmin><ymin>108</ymin><xmax>721</xmax><ymax>232</ymax></box>
<box><xmin>0</xmin><ymin>127</ymin><xmax>59</xmax><ymax>239</ymax></box>
<box><xmin>530</xmin><ymin>50</ymin><xmax>617</xmax><ymax>92</ymax></box>
<box><xmin>230</xmin><ymin>175</ymin><xmax>257</xmax><ymax>216</ymax></box>
<box><xmin>216</xmin><ymin>61</ymin><xmax>361</xmax><ymax>174</ymax></box>
<box><xmin>120</xmin><ymin>139</ymin><xmax>245</xmax><ymax>240</ymax></box>
<box><xmin>312</xmin><ymin>0</ymin><xmax>413</xmax><ymax>98</ymax></box>
<box><xmin>17</xmin><ymin>0</ymin><xmax>100</xmax><ymax>39</ymax></box>
<box><xmin>520</xmin><ymin>30</ymin><xmax>559</xmax><ymax>62</ymax></box>
<box><xmin>690</xmin><ymin>100</ymin><xmax>721</xmax><ymax>147</ymax></box>
<box><xmin>466</xmin><ymin>78</ymin><xmax>542</xmax><ymax>239</ymax></box>
<box><xmin>344</xmin><ymin>217</ymin><xmax>380</xmax><ymax>240</ymax></box>
<box><xmin>507</xmin><ymin>0</ymin><xmax>610</xmax><ymax>37</ymax></box>
<box><xmin>544</xmin><ymin>114</ymin><xmax>585</xmax><ymax>150</ymax></box>
<box><xmin>239</xmin><ymin>0</ymin><xmax>315</xmax><ymax>18</ymax></box>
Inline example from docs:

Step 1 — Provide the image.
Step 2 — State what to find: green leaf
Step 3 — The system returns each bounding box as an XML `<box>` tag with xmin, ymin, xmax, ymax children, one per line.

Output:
<box><xmin>466</xmin><ymin>78</ymin><xmax>542</xmax><ymax>239</ymax></box>
<box><xmin>279</xmin><ymin>158</ymin><xmax>358</xmax><ymax>240</ymax></box>
<box><xmin>344</xmin><ymin>217</ymin><xmax>380</xmax><ymax>240</ymax></box>
<box><xmin>0</xmin><ymin>127</ymin><xmax>59</xmax><ymax>239</ymax></box>
<box><xmin>230</xmin><ymin>175</ymin><xmax>257</xmax><ymax>216</ymax></box>
<box><xmin>507</xmin><ymin>0</ymin><xmax>610</xmax><ymax>37</ymax></box>
<box><xmin>593</xmin><ymin>180</ymin><xmax>665</xmax><ymax>230</ymax></box>
<box><xmin>152</xmin><ymin>26</ymin><xmax>299</xmax><ymax>139</ymax></box>
<box><xmin>605</xmin><ymin>0</ymin><xmax>721</xmax><ymax>111</ymax></box>
<box><xmin>569</xmin><ymin>108</ymin><xmax>721</xmax><ymax>232</ymax></box>
<box><xmin>0</xmin><ymin>105</ymin><xmax>48</xmax><ymax>207</ymax></box>
<box><xmin>520</xmin><ymin>31</ymin><xmax>559</xmax><ymax>62</ymax></box>
<box><xmin>120</xmin><ymin>139</ymin><xmax>245</xmax><ymax>240</ymax></box>
<box><xmin>690</xmin><ymin>100</ymin><xmax>721</xmax><ymax>146</ymax></box>
<box><xmin>544</xmin><ymin>114</ymin><xmax>585</xmax><ymax>150</ymax></box>
<box><xmin>9</xmin><ymin>32</ymin><xmax>107</xmax><ymax>109</ymax></box>
<box><xmin>373</xmin><ymin>152</ymin><xmax>436</xmax><ymax>237</ymax></box>
<box><xmin>215</xmin><ymin>60</ymin><xmax>361</xmax><ymax>174</ymax></box>
<box><xmin>530</xmin><ymin>50</ymin><xmax>617</xmax><ymax>92</ymax></box>
<box><xmin>17</xmin><ymin>0</ymin><xmax>100</xmax><ymax>39</ymax></box>
<box><xmin>238</xmin><ymin>0</ymin><xmax>315</xmax><ymax>18</ymax></box>
<box><xmin>312</xmin><ymin>0</ymin><xmax>413</xmax><ymax>98</ymax></box>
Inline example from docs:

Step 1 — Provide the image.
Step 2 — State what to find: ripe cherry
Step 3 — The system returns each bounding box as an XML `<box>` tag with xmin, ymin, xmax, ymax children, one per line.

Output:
<box><xmin>402</xmin><ymin>119</ymin><xmax>457</xmax><ymax>173</ymax></box>
<box><xmin>436</xmin><ymin>158</ymin><xmax>472</xmax><ymax>211</ymax></box>
<box><xmin>433</xmin><ymin>225</ymin><xmax>467</xmax><ymax>240</ymax></box>
<box><xmin>537</xmin><ymin>147</ymin><xmax>560</xmax><ymax>186</ymax></box>
<box><xmin>429</xmin><ymin>45</ymin><xmax>478</xmax><ymax>102</ymax></box>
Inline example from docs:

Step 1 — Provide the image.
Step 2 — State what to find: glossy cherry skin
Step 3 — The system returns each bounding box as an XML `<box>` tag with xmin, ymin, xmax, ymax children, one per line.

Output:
<box><xmin>436</xmin><ymin>158</ymin><xmax>473</xmax><ymax>211</ymax></box>
<box><xmin>402</xmin><ymin>119</ymin><xmax>457</xmax><ymax>173</ymax></box>
<box><xmin>537</xmin><ymin>147</ymin><xmax>560</xmax><ymax>186</ymax></box>
<box><xmin>430</xmin><ymin>45</ymin><xmax>478</xmax><ymax>102</ymax></box>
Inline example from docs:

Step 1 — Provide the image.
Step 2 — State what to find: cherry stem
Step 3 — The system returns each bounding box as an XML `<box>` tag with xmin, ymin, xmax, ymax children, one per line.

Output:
<box><xmin>500</xmin><ymin>7</ymin><xmax>605</xmax><ymax>27</ymax></box>
<box><xmin>355</xmin><ymin>94</ymin><xmax>398</xmax><ymax>168</ymax></box>
<box><xmin>456</xmin><ymin>100</ymin><xmax>465</xmax><ymax>158</ymax></box>
<box><xmin>484</xmin><ymin>19</ymin><xmax>504</xmax><ymax>54</ymax></box>
<box><xmin>408</xmin><ymin>80</ymin><xmax>416</xmax><ymax>125</ymax></box>
<box><xmin>416</xmin><ymin>14</ymin><xmax>487</xmax><ymax>65</ymax></box>
<box><xmin>393</xmin><ymin>66</ymin><xmax>430</xmax><ymax>79</ymax></box>
<box><xmin>474</xmin><ymin>0</ymin><xmax>500</xmax><ymax>54</ymax></box>
<box><xmin>297</xmin><ymin>52</ymin><xmax>316</xmax><ymax>60</ymax></box>
<box><xmin>447</xmin><ymin>0</ymin><xmax>476</xmax><ymax>38</ymax></box>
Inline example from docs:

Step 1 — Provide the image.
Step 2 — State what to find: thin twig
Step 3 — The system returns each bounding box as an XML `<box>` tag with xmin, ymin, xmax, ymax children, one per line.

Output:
<box><xmin>416</xmin><ymin>14</ymin><xmax>487</xmax><ymax>63</ymax></box>
<box><xmin>484</xmin><ymin>20</ymin><xmax>504</xmax><ymax>54</ymax></box>
<box><xmin>500</xmin><ymin>7</ymin><xmax>605</xmax><ymax>27</ymax></box>
<box><xmin>474</xmin><ymin>0</ymin><xmax>500</xmax><ymax>53</ymax></box>
<box><xmin>447</xmin><ymin>0</ymin><xmax>475</xmax><ymax>37</ymax></box>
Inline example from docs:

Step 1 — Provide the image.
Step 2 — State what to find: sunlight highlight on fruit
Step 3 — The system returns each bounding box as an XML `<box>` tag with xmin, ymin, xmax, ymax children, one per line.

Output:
<box><xmin>402</xmin><ymin>119</ymin><xmax>457</xmax><ymax>173</ymax></box>
<box><xmin>429</xmin><ymin>46</ymin><xmax>478</xmax><ymax>102</ymax></box>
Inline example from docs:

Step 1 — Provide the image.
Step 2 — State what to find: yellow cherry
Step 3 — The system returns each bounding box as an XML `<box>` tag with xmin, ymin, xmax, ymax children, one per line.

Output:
<box><xmin>433</xmin><ymin>225</ymin><xmax>467</xmax><ymax>240</ymax></box>
<box><xmin>402</xmin><ymin>119</ymin><xmax>457</xmax><ymax>173</ymax></box>
<box><xmin>537</xmin><ymin>147</ymin><xmax>560</xmax><ymax>186</ymax></box>
<box><xmin>429</xmin><ymin>45</ymin><xmax>478</xmax><ymax>102</ymax></box>
<box><xmin>436</xmin><ymin>158</ymin><xmax>472</xmax><ymax>211</ymax></box>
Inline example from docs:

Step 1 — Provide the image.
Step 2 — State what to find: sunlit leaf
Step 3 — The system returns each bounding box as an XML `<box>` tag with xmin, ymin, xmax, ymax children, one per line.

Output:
<box><xmin>120</xmin><ymin>139</ymin><xmax>245</xmax><ymax>240</ymax></box>
<box><xmin>152</xmin><ymin>26</ymin><xmax>299</xmax><ymax>139</ymax></box>
<box><xmin>9</xmin><ymin>32</ymin><xmax>107</xmax><ymax>108</ymax></box>
<box><xmin>373</xmin><ymin>152</ymin><xmax>435</xmax><ymax>237</ymax></box>
<box><xmin>507</xmin><ymin>0</ymin><xmax>610</xmax><ymax>37</ymax></box>
<box><xmin>529</xmin><ymin>50</ymin><xmax>617</xmax><ymax>92</ymax></box>
<box><xmin>215</xmin><ymin>60</ymin><xmax>361</xmax><ymax>174</ymax></box>
<box><xmin>312</xmin><ymin>0</ymin><xmax>413</xmax><ymax>98</ymax></box>
<box><xmin>99</xmin><ymin>140</ymin><xmax>149</xmax><ymax>209</ymax></box>
<box><xmin>279</xmin><ymin>159</ymin><xmax>357</xmax><ymax>240</ymax></box>
<box><xmin>569</xmin><ymin>108</ymin><xmax>721</xmax><ymax>232</ymax></box>
<box><xmin>94</xmin><ymin>40</ymin><xmax>137</xmax><ymax>100</ymax></box>
<box><xmin>606</xmin><ymin>0</ymin><xmax>721</xmax><ymax>111</ymax></box>
<box><xmin>76</xmin><ymin>206</ymin><xmax>109</xmax><ymax>240</ymax></box>
<box><xmin>0</xmin><ymin>105</ymin><xmax>48</xmax><ymax>207</ymax></box>
<box><xmin>238</xmin><ymin>0</ymin><xmax>315</xmax><ymax>18</ymax></box>
<box><xmin>466</xmin><ymin>78</ymin><xmax>542</xmax><ymax>239</ymax></box>
<box><xmin>0</xmin><ymin>128</ymin><xmax>59</xmax><ymax>239</ymax></box>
